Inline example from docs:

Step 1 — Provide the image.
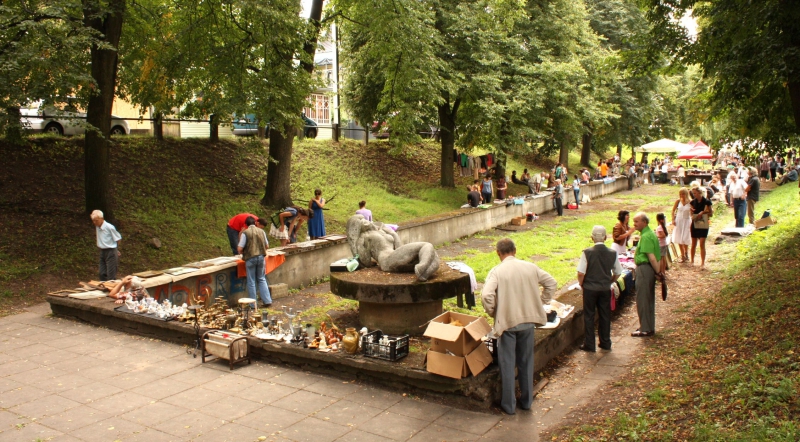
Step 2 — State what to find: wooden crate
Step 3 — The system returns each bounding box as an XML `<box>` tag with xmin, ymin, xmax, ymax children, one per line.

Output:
<box><xmin>201</xmin><ymin>331</ymin><xmax>250</xmax><ymax>370</ymax></box>
<box><xmin>510</xmin><ymin>217</ymin><xmax>526</xmax><ymax>226</ymax></box>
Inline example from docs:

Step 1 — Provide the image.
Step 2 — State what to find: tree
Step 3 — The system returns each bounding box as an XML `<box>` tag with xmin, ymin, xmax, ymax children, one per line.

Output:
<box><xmin>264</xmin><ymin>0</ymin><xmax>324</xmax><ymax>208</ymax></box>
<box><xmin>515</xmin><ymin>0</ymin><xmax>616</xmax><ymax>168</ymax></box>
<box><xmin>119</xmin><ymin>0</ymin><xmax>320</xmax><ymax>207</ymax></box>
<box><xmin>642</xmin><ymin>0</ymin><xmax>800</xmax><ymax>154</ymax></box>
<box><xmin>584</xmin><ymin>0</ymin><xmax>662</xmax><ymax>163</ymax></box>
<box><xmin>335</xmin><ymin>0</ymin><xmax>516</xmax><ymax>187</ymax></box>
<box><xmin>0</xmin><ymin>0</ymin><xmax>97</xmax><ymax>142</ymax></box>
<box><xmin>82</xmin><ymin>0</ymin><xmax>125</xmax><ymax>221</ymax></box>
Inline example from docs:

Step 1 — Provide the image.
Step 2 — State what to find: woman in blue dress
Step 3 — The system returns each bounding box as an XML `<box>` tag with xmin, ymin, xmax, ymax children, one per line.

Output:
<box><xmin>308</xmin><ymin>189</ymin><xmax>326</xmax><ymax>239</ymax></box>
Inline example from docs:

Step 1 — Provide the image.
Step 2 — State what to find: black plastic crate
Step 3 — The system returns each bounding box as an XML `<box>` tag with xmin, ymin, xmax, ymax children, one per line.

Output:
<box><xmin>361</xmin><ymin>330</ymin><xmax>409</xmax><ymax>361</ymax></box>
<box><xmin>485</xmin><ymin>338</ymin><xmax>498</xmax><ymax>364</ymax></box>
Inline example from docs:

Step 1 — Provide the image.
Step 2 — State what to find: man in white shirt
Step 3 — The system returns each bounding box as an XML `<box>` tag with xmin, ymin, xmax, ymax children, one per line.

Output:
<box><xmin>677</xmin><ymin>164</ymin><xmax>685</xmax><ymax>185</ymax></box>
<box><xmin>729</xmin><ymin>173</ymin><xmax>748</xmax><ymax>228</ymax></box>
<box><xmin>91</xmin><ymin>210</ymin><xmax>121</xmax><ymax>281</ymax></box>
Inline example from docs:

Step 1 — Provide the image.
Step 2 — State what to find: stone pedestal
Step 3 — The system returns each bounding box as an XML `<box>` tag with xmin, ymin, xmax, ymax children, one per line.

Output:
<box><xmin>330</xmin><ymin>264</ymin><xmax>471</xmax><ymax>335</ymax></box>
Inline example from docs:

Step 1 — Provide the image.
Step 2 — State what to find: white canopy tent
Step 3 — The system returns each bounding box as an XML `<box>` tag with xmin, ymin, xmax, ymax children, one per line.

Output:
<box><xmin>634</xmin><ymin>138</ymin><xmax>691</xmax><ymax>153</ymax></box>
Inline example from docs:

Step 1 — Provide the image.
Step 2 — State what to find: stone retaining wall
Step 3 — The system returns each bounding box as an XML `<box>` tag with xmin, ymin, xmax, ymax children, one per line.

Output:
<box><xmin>271</xmin><ymin>178</ymin><xmax>630</xmax><ymax>289</ymax></box>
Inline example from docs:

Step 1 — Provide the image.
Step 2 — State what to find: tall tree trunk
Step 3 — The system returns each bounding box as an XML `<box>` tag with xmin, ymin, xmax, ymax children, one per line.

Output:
<box><xmin>209</xmin><ymin>114</ymin><xmax>219</xmax><ymax>142</ymax></box>
<box><xmin>154</xmin><ymin>110</ymin><xmax>163</xmax><ymax>140</ymax></box>
<box><xmin>83</xmin><ymin>0</ymin><xmax>125</xmax><ymax>223</ymax></box>
<box><xmin>438</xmin><ymin>100</ymin><xmax>459</xmax><ymax>187</ymax></box>
<box><xmin>4</xmin><ymin>107</ymin><xmax>24</xmax><ymax>145</ymax></box>
<box><xmin>494</xmin><ymin>151</ymin><xmax>506</xmax><ymax>180</ymax></box>
<box><xmin>262</xmin><ymin>0</ymin><xmax>323</xmax><ymax>206</ymax></box>
<box><xmin>262</xmin><ymin>126</ymin><xmax>295</xmax><ymax>208</ymax></box>
<box><xmin>789</xmin><ymin>81</ymin><xmax>800</xmax><ymax>132</ymax></box>
<box><xmin>558</xmin><ymin>135</ymin><xmax>570</xmax><ymax>168</ymax></box>
<box><xmin>580</xmin><ymin>131</ymin><xmax>592</xmax><ymax>167</ymax></box>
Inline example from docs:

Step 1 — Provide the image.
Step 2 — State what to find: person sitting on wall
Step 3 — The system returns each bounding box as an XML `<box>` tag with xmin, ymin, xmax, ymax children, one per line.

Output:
<box><xmin>520</xmin><ymin>169</ymin><xmax>531</xmax><ymax>184</ymax></box>
<box><xmin>355</xmin><ymin>200</ymin><xmax>373</xmax><ymax>221</ymax></box>
<box><xmin>777</xmin><ymin>165</ymin><xmax>798</xmax><ymax>185</ymax></box>
<box><xmin>467</xmin><ymin>185</ymin><xmax>482</xmax><ymax>207</ymax></box>
<box><xmin>108</xmin><ymin>275</ymin><xmax>150</xmax><ymax>304</ymax></box>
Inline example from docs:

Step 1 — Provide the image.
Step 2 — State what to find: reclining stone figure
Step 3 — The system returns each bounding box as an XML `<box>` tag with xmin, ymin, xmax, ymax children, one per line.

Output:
<box><xmin>346</xmin><ymin>215</ymin><xmax>440</xmax><ymax>281</ymax></box>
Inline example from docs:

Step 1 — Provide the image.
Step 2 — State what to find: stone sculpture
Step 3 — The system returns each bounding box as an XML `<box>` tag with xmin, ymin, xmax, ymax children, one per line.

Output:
<box><xmin>346</xmin><ymin>215</ymin><xmax>440</xmax><ymax>281</ymax></box>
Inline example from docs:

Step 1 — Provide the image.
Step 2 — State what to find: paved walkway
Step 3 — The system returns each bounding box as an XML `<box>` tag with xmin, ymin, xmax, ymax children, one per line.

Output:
<box><xmin>0</xmin><ymin>297</ymin><xmax>650</xmax><ymax>442</ymax></box>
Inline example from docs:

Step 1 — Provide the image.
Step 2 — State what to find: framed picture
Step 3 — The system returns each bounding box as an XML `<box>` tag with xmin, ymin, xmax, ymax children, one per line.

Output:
<box><xmin>669</xmin><ymin>243</ymin><xmax>678</xmax><ymax>262</ymax></box>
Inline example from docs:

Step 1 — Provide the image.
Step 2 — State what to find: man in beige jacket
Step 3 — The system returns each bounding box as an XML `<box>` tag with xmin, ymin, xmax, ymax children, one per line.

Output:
<box><xmin>482</xmin><ymin>238</ymin><xmax>557</xmax><ymax>415</ymax></box>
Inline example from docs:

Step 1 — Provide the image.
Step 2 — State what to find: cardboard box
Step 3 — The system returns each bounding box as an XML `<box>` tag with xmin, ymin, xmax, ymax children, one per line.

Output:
<box><xmin>425</xmin><ymin>344</ymin><xmax>493</xmax><ymax>379</ymax></box>
<box><xmin>424</xmin><ymin>311</ymin><xmax>494</xmax><ymax>379</ymax></box>
<box><xmin>424</xmin><ymin>311</ymin><xmax>492</xmax><ymax>356</ymax></box>
<box><xmin>754</xmin><ymin>216</ymin><xmax>777</xmax><ymax>229</ymax></box>
<box><xmin>510</xmin><ymin>217</ymin><xmax>526</xmax><ymax>226</ymax></box>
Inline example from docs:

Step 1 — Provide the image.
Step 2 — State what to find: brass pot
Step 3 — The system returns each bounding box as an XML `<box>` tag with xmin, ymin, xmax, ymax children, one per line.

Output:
<box><xmin>342</xmin><ymin>327</ymin><xmax>360</xmax><ymax>355</ymax></box>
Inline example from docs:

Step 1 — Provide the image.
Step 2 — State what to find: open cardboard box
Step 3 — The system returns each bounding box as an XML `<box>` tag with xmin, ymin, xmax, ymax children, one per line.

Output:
<box><xmin>754</xmin><ymin>216</ymin><xmax>777</xmax><ymax>229</ymax></box>
<box><xmin>423</xmin><ymin>311</ymin><xmax>494</xmax><ymax>379</ymax></box>
<box><xmin>425</xmin><ymin>344</ymin><xmax>493</xmax><ymax>379</ymax></box>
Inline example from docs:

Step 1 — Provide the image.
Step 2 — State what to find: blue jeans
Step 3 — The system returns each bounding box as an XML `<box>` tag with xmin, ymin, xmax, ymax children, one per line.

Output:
<box><xmin>573</xmin><ymin>188</ymin><xmax>580</xmax><ymax>206</ymax></box>
<box><xmin>733</xmin><ymin>198</ymin><xmax>746</xmax><ymax>228</ymax></box>
<box><xmin>226</xmin><ymin>225</ymin><xmax>240</xmax><ymax>255</ymax></box>
<box><xmin>245</xmin><ymin>255</ymin><xmax>272</xmax><ymax>304</ymax></box>
<box><xmin>650</xmin><ymin>172</ymin><xmax>655</xmax><ymax>184</ymax></box>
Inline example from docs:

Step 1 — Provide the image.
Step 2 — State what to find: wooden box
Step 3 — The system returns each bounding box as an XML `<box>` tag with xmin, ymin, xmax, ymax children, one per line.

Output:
<box><xmin>510</xmin><ymin>217</ymin><xmax>526</xmax><ymax>226</ymax></box>
<box><xmin>202</xmin><ymin>331</ymin><xmax>251</xmax><ymax>370</ymax></box>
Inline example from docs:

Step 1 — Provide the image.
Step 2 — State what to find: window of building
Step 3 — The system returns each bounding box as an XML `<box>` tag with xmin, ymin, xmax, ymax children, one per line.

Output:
<box><xmin>304</xmin><ymin>94</ymin><xmax>330</xmax><ymax>124</ymax></box>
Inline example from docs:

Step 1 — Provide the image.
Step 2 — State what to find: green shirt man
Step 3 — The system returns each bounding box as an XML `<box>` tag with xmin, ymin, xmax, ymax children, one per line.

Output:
<box><xmin>634</xmin><ymin>225</ymin><xmax>661</xmax><ymax>265</ymax></box>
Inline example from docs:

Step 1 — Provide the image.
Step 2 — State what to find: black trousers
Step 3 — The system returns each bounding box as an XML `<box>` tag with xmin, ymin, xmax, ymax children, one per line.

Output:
<box><xmin>583</xmin><ymin>288</ymin><xmax>612</xmax><ymax>350</ymax></box>
<box><xmin>554</xmin><ymin>197</ymin><xmax>563</xmax><ymax>216</ymax></box>
<box><xmin>99</xmin><ymin>248</ymin><xmax>118</xmax><ymax>281</ymax></box>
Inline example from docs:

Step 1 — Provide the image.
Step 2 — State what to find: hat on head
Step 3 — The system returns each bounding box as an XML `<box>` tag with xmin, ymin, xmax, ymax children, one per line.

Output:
<box><xmin>591</xmin><ymin>225</ymin><xmax>607</xmax><ymax>242</ymax></box>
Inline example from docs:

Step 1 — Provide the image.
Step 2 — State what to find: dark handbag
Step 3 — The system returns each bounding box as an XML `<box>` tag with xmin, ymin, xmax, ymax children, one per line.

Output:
<box><xmin>656</xmin><ymin>272</ymin><xmax>668</xmax><ymax>301</ymax></box>
<box><xmin>546</xmin><ymin>311</ymin><xmax>558</xmax><ymax>323</ymax></box>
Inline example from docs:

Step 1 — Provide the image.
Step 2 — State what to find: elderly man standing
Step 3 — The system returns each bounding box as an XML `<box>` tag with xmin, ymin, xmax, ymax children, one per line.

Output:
<box><xmin>632</xmin><ymin>213</ymin><xmax>661</xmax><ymax>337</ymax></box>
<box><xmin>576</xmin><ymin>226</ymin><xmax>623</xmax><ymax>352</ymax></box>
<box><xmin>91</xmin><ymin>210</ymin><xmax>121</xmax><ymax>281</ymax></box>
<box><xmin>482</xmin><ymin>238</ymin><xmax>557</xmax><ymax>415</ymax></box>
<box><xmin>237</xmin><ymin>216</ymin><xmax>272</xmax><ymax>307</ymax></box>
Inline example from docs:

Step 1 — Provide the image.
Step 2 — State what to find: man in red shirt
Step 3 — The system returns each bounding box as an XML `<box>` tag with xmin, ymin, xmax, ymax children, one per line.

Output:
<box><xmin>227</xmin><ymin>213</ymin><xmax>266</xmax><ymax>255</ymax></box>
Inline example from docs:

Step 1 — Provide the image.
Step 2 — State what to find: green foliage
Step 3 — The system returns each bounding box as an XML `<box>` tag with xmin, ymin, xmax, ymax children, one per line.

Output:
<box><xmin>0</xmin><ymin>0</ymin><xmax>100</xmax><ymax>137</ymax></box>
<box><xmin>119</xmin><ymin>0</ymin><xmax>315</xmax><ymax>130</ymax></box>
<box><xmin>642</xmin><ymin>0</ymin><xmax>800</xmax><ymax>153</ymax></box>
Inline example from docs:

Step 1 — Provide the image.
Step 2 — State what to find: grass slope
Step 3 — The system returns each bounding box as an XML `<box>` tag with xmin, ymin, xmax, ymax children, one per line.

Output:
<box><xmin>0</xmin><ymin>135</ymin><xmax>610</xmax><ymax>314</ymax></box>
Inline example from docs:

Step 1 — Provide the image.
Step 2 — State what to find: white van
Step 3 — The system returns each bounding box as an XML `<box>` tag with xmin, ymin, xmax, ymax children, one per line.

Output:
<box><xmin>20</xmin><ymin>99</ymin><xmax>130</xmax><ymax>136</ymax></box>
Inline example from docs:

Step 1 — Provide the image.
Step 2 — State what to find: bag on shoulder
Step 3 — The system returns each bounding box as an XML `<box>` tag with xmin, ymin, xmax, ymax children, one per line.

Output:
<box><xmin>693</xmin><ymin>214</ymin><xmax>709</xmax><ymax>229</ymax></box>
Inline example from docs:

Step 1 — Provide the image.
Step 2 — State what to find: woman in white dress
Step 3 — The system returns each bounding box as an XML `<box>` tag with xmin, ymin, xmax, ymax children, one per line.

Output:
<box><xmin>671</xmin><ymin>188</ymin><xmax>692</xmax><ymax>262</ymax></box>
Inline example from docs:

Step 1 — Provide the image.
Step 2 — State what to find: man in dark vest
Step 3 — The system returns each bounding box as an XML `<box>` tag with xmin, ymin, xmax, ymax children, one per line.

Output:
<box><xmin>237</xmin><ymin>216</ymin><xmax>272</xmax><ymax>307</ymax></box>
<box><xmin>576</xmin><ymin>225</ymin><xmax>623</xmax><ymax>352</ymax></box>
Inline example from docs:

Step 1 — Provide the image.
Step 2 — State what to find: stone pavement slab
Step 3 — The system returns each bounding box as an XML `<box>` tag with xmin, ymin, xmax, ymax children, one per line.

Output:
<box><xmin>282</xmin><ymin>416</ymin><xmax>352</xmax><ymax>442</ymax></box>
<box><xmin>37</xmin><ymin>404</ymin><xmax>114</xmax><ymax>433</ymax></box>
<box><xmin>335</xmin><ymin>429</ymin><xmax>396</xmax><ymax>442</ymax></box>
<box><xmin>406</xmin><ymin>423</ymin><xmax>482</xmax><ymax>442</ymax></box>
<box><xmin>386</xmin><ymin>398</ymin><xmax>450</xmax><ymax>421</ymax></box>
<box><xmin>432</xmin><ymin>408</ymin><xmax>502</xmax><ymax>436</ymax></box>
<box><xmin>357</xmin><ymin>411</ymin><xmax>430</xmax><ymax>441</ymax></box>
<box><xmin>313</xmin><ymin>399</ymin><xmax>383</xmax><ymax>426</ymax></box>
<box><xmin>237</xmin><ymin>404</ymin><xmax>307</xmax><ymax>433</ymax></box>
<box><xmin>271</xmin><ymin>390</ymin><xmax>339</xmax><ymax>415</ymax></box>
